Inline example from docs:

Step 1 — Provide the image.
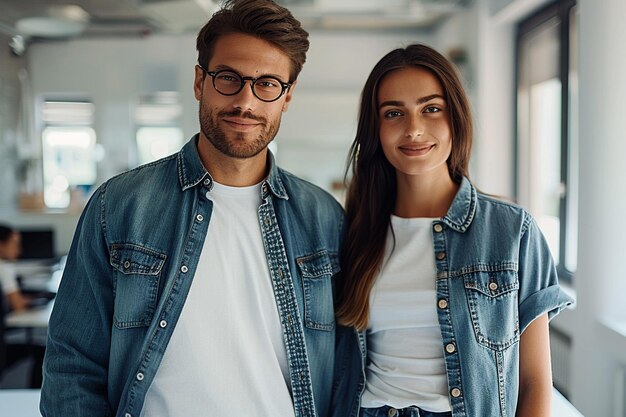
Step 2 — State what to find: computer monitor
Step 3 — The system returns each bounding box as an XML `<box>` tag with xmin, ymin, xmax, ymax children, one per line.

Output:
<box><xmin>18</xmin><ymin>229</ymin><xmax>56</xmax><ymax>260</ymax></box>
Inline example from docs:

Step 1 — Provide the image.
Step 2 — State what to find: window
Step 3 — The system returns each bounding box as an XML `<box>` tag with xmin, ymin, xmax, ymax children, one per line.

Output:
<box><xmin>134</xmin><ymin>92</ymin><xmax>183</xmax><ymax>166</ymax></box>
<box><xmin>516</xmin><ymin>0</ymin><xmax>578</xmax><ymax>281</ymax></box>
<box><xmin>41</xmin><ymin>100</ymin><xmax>97</xmax><ymax>209</ymax></box>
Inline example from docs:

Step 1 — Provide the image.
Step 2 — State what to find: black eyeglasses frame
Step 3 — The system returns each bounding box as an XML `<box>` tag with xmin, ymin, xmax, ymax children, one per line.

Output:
<box><xmin>197</xmin><ymin>65</ymin><xmax>292</xmax><ymax>103</ymax></box>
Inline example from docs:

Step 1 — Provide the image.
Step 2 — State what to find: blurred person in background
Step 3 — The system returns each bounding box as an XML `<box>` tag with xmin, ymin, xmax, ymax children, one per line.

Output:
<box><xmin>0</xmin><ymin>224</ymin><xmax>29</xmax><ymax>312</ymax></box>
<box><xmin>0</xmin><ymin>223</ymin><xmax>44</xmax><ymax>388</ymax></box>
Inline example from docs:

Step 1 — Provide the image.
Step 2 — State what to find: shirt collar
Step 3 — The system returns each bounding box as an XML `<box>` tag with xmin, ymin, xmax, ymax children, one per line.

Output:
<box><xmin>442</xmin><ymin>176</ymin><xmax>477</xmax><ymax>233</ymax></box>
<box><xmin>177</xmin><ymin>134</ymin><xmax>288</xmax><ymax>200</ymax></box>
<box><xmin>263</xmin><ymin>151</ymin><xmax>289</xmax><ymax>200</ymax></box>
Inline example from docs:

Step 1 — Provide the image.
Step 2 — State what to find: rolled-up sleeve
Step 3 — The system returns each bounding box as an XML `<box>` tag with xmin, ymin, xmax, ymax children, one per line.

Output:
<box><xmin>517</xmin><ymin>215</ymin><xmax>575</xmax><ymax>334</ymax></box>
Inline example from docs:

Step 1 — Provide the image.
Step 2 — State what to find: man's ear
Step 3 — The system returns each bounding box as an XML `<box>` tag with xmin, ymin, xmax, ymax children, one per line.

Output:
<box><xmin>193</xmin><ymin>65</ymin><xmax>206</xmax><ymax>101</ymax></box>
<box><xmin>282</xmin><ymin>80</ymin><xmax>297</xmax><ymax>112</ymax></box>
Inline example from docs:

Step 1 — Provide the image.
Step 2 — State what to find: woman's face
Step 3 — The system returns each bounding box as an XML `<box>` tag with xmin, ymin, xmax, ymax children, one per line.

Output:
<box><xmin>377</xmin><ymin>66</ymin><xmax>452</xmax><ymax>181</ymax></box>
<box><xmin>0</xmin><ymin>231</ymin><xmax>21</xmax><ymax>260</ymax></box>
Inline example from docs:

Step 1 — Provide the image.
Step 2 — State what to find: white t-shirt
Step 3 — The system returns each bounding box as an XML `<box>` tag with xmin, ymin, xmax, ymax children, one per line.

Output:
<box><xmin>141</xmin><ymin>181</ymin><xmax>295</xmax><ymax>417</ymax></box>
<box><xmin>0</xmin><ymin>260</ymin><xmax>19</xmax><ymax>295</ymax></box>
<box><xmin>361</xmin><ymin>215</ymin><xmax>452</xmax><ymax>412</ymax></box>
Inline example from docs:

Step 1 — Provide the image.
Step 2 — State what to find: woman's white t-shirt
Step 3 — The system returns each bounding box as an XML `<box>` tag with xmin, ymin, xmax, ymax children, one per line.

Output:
<box><xmin>361</xmin><ymin>215</ymin><xmax>452</xmax><ymax>412</ymax></box>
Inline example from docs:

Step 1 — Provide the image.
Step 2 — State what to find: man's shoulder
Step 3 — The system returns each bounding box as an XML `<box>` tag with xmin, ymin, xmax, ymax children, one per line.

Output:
<box><xmin>103</xmin><ymin>154</ymin><xmax>179</xmax><ymax>194</ymax></box>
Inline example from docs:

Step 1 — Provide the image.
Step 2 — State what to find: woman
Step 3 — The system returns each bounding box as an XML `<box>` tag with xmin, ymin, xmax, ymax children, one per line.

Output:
<box><xmin>332</xmin><ymin>44</ymin><xmax>574</xmax><ymax>417</ymax></box>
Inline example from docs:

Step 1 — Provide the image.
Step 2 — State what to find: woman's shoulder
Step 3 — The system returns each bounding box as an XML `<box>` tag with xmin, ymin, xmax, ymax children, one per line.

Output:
<box><xmin>473</xmin><ymin>190</ymin><xmax>534</xmax><ymax>233</ymax></box>
<box><xmin>475</xmin><ymin>190</ymin><xmax>529</xmax><ymax>215</ymax></box>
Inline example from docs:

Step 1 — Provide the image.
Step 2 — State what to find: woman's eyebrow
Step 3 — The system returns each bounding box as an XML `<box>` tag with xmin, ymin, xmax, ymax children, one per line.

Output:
<box><xmin>378</xmin><ymin>94</ymin><xmax>445</xmax><ymax>110</ymax></box>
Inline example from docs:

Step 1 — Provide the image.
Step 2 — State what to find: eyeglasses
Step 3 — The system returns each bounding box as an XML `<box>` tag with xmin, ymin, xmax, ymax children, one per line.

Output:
<box><xmin>197</xmin><ymin>65</ymin><xmax>292</xmax><ymax>103</ymax></box>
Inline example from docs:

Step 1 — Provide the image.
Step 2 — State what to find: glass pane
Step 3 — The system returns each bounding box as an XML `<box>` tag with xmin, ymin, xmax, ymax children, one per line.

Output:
<box><xmin>136</xmin><ymin>127</ymin><xmax>184</xmax><ymax>165</ymax></box>
<box><xmin>530</xmin><ymin>80</ymin><xmax>562</xmax><ymax>261</ymax></box>
<box><xmin>517</xmin><ymin>17</ymin><xmax>563</xmax><ymax>264</ymax></box>
<box><xmin>42</xmin><ymin>127</ymin><xmax>97</xmax><ymax>209</ymax></box>
<box><xmin>565</xmin><ymin>5</ymin><xmax>579</xmax><ymax>272</ymax></box>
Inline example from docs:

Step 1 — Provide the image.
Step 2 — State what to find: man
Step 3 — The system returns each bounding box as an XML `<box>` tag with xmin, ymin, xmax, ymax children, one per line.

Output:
<box><xmin>40</xmin><ymin>1</ymin><xmax>343</xmax><ymax>416</ymax></box>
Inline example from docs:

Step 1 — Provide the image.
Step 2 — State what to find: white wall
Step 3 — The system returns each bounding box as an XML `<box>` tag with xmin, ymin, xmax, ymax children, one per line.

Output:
<box><xmin>27</xmin><ymin>35</ymin><xmax>199</xmax><ymax>182</ymax></box>
<box><xmin>569</xmin><ymin>0</ymin><xmax>626</xmax><ymax>415</ymax></box>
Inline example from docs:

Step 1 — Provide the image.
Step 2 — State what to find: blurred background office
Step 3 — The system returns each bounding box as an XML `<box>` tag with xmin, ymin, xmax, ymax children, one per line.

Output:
<box><xmin>0</xmin><ymin>0</ymin><xmax>624</xmax><ymax>416</ymax></box>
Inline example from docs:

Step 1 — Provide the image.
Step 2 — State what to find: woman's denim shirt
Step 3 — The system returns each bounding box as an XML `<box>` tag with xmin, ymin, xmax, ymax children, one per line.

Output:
<box><xmin>332</xmin><ymin>177</ymin><xmax>574</xmax><ymax>417</ymax></box>
<box><xmin>40</xmin><ymin>136</ymin><xmax>344</xmax><ymax>417</ymax></box>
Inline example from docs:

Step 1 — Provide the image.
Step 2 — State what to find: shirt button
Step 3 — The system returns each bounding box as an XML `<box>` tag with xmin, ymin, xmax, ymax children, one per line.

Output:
<box><xmin>436</xmin><ymin>252</ymin><xmax>446</xmax><ymax>260</ymax></box>
<box><xmin>451</xmin><ymin>387</ymin><xmax>462</xmax><ymax>397</ymax></box>
<box><xmin>181</xmin><ymin>265</ymin><xmax>188</xmax><ymax>273</ymax></box>
<box><xmin>438</xmin><ymin>299</ymin><xmax>448</xmax><ymax>309</ymax></box>
<box><xmin>125</xmin><ymin>413</ymin><xmax>132</xmax><ymax>417</ymax></box>
<box><xmin>489</xmin><ymin>282</ymin><xmax>499</xmax><ymax>291</ymax></box>
<box><xmin>136</xmin><ymin>372</ymin><xmax>144</xmax><ymax>381</ymax></box>
<box><xmin>203</xmin><ymin>178</ymin><xmax>210</xmax><ymax>186</ymax></box>
<box><xmin>387</xmin><ymin>408</ymin><xmax>398</xmax><ymax>417</ymax></box>
<box><xmin>196</xmin><ymin>214</ymin><xmax>204</xmax><ymax>222</ymax></box>
<box><xmin>445</xmin><ymin>343</ymin><xmax>456</xmax><ymax>354</ymax></box>
<box><xmin>433</xmin><ymin>223</ymin><xmax>443</xmax><ymax>233</ymax></box>
<box><xmin>159</xmin><ymin>320</ymin><xmax>167</xmax><ymax>328</ymax></box>
<box><xmin>123</xmin><ymin>260</ymin><xmax>131</xmax><ymax>269</ymax></box>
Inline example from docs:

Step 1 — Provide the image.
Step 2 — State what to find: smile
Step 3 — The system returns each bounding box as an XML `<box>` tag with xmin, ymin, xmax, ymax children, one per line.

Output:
<box><xmin>222</xmin><ymin>117</ymin><xmax>262</xmax><ymax>131</ymax></box>
<box><xmin>398</xmin><ymin>143</ymin><xmax>435</xmax><ymax>156</ymax></box>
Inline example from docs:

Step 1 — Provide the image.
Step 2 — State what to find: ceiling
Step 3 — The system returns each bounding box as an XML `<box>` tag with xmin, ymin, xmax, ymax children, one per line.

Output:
<box><xmin>0</xmin><ymin>0</ymin><xmax>472</xmax><ymax>43</ymax></box>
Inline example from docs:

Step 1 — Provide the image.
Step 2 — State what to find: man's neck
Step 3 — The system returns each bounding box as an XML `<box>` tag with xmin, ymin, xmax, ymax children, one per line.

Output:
<box><xmin>197</xmin><ymin>135</ymin><xmax>269</xmax><ymax>187</ymax></box>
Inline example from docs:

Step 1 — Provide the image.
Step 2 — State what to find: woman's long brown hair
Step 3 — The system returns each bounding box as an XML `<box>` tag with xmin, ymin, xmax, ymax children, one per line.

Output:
<box><xmin>336</xmin><ymin>44</ymin><xmax>474</xmax><ymax>330</ymax></box>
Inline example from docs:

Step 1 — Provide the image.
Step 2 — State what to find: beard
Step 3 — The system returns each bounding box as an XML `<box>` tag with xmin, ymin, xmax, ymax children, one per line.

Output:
<box><xmin>198</xmin><ymin>98</ymin><xmax>280</xmax><ymax>159</ymax></box>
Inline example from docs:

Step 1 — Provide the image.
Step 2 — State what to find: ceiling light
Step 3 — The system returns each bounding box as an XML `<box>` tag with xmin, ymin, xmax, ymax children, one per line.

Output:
<box><xmin>48</xmin><ymin>5</ymin><xmax>90</xmax><ymax>23</ymax></box>
<box><xmin>15</xmin><ymin>17</ymin><xmax>87</xmax><ymax>38</ymax></box>
<box><xmin>15</xmin><ymin>4</ymin><xmax>89</xmax><ymax>39</ymax></box>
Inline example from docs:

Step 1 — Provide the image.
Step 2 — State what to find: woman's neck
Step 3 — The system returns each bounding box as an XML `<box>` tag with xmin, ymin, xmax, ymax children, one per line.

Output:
<box><xmin>394</xmin><ymin>170</ymin><xmax>459</xmax><ymax>218</ymax></box>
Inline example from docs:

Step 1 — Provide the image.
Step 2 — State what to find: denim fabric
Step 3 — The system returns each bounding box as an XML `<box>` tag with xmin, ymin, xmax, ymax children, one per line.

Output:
<box><xmin>331</xmin><ymin>177</ymin><xmax>575</xmax><ymax>417</ymax></box>
<box><xmin>40</xmin><ymin>135</ymin><xmax>344</xmax><ymax>417</ymax></box>
<box><xmin>361</xmin><ymin>405</ymin><xmax>452</xmax><ymax>417</ymax></box>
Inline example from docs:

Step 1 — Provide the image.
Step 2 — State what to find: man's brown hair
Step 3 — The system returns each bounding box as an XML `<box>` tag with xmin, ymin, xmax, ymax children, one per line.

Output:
<box><xmin>196</xmin><ymin>0</ymin><xmax>310</xmax><ymax>82</ymax></box>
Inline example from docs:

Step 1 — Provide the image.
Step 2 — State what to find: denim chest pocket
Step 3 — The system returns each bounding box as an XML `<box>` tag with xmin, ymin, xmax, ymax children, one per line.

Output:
<box><xmin>463</xmin><ymin>268</ymin><xmax>520</xmax><ymax>351</ymax></box>
<box><xmin>297</xmin><ymin>250</ymin><xmax>339</xmax><ymax>331</ymax></box>
<box><xmin>110</xmin><ymin>244</ymin><xmax>167</xmax><ymax>329</ymax></box>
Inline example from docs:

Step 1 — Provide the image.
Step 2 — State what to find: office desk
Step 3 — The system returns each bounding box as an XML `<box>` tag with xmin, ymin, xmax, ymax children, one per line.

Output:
<box><xmin>0</xmin><ymin>389</ymin><xmax>40</xmax><ymax>417</ymax></box>
<box><xmin>5</xmin><ymin>302</ymin><xmax>53</xmax><ymax>329</ymax></box>
<box><xmin>5</xmin><ymin>265</ymin><xmax>60</xmax><ymax>334</ymax></box>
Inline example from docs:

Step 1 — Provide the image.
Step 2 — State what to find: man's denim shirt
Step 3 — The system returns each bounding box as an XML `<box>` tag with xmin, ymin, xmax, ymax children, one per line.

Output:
<box><xmin>331</xmin><ymin>177</ymin><xmax>574</xmax><ymax>417</ymax></box>
<box><xmin>40</xmin><ymin>136</ymin><xmax>344</xmax><ymax>417</ymax></box>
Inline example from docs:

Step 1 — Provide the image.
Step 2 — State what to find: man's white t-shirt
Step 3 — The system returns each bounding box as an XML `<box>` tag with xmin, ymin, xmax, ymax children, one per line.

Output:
<box><xmin>361</xmin><ymin>215</ymin><xmax>452</xmax><ymax>412</ymax></box>
<box><xmin>141</xmin><ymin>181</ymin><xmax>295</xmax><ymax>417</ymax></box>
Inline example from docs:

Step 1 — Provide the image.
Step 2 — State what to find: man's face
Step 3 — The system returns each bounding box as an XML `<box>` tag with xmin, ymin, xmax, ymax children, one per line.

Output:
<box><xmin>194</xmin><ymin>32</ymin><xmax>295</xmax><ymax>160</ymax></box>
